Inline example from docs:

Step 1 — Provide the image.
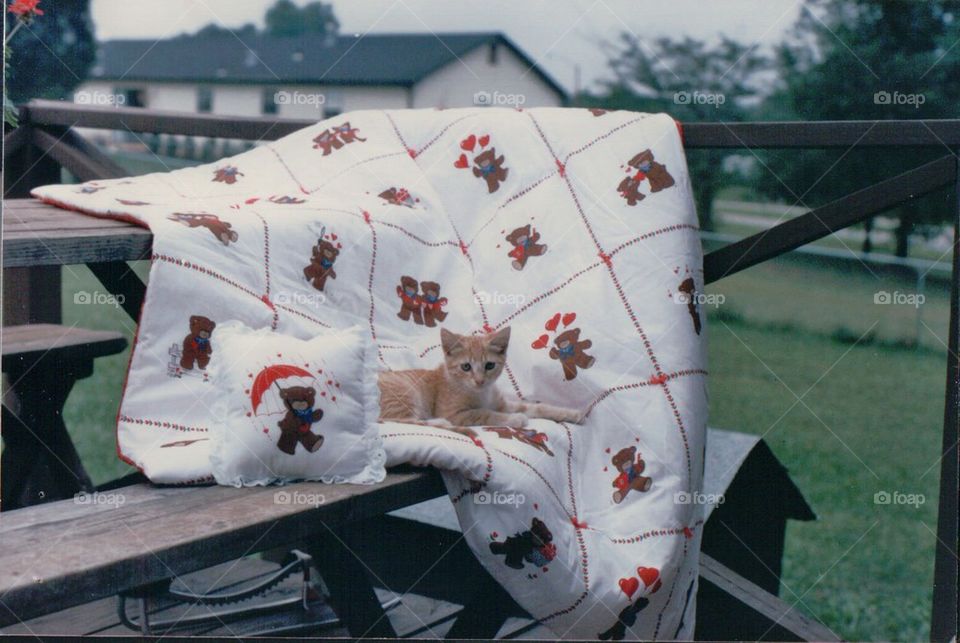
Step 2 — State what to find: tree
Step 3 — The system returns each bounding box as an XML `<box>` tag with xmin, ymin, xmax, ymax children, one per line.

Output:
<box><xmin>756</xmin><ymin>0</ymin><xmax>960</xmax><ymax>256</ymax></box>
<box><xmin>581</xmin><ymin>35</ymin><xmax>768</xmax><ymax>230</ymax></box>
<box><xmin>265</xmin><ymin>0</ymin><xmax>339</xmax><ymax>38</ymax></box>
<box><xmin>6</xmin><ymin>0</ymin><xmax>95</xmax><ymax>105</ymax></box>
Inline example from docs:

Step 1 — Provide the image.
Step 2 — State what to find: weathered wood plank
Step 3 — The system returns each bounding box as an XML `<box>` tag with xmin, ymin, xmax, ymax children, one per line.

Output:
<box><xmin>1</xmin><ymin>323</ymin><xmax>126</xmax><ymax>359</ymax></box>
<box><xmin>0</xmin><ymin>470</ymin><xmax>445</xmax><ymax>626</ymax></box>
<box><xmin>699</xmin><ymin>553</ymin><xmax>841</xmax><ymax>642</ymax></box>
<box><xmin>2</xmin><ymin>199</ymin><xmax>152</xmax><ymax>267</ymax></box>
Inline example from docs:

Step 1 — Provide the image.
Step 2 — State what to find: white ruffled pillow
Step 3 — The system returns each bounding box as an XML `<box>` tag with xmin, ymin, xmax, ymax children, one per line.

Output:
<box><xmin>208</xmin><ymin>322</ymin><xmax>385</xmax><ymax>487</ymax></box>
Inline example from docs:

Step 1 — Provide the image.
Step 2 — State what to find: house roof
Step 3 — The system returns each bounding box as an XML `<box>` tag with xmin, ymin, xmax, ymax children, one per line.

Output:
<box><xmin>91</xmin><ymin>32</ymin><xmax>568</xmax><ymax>99</ymax></box>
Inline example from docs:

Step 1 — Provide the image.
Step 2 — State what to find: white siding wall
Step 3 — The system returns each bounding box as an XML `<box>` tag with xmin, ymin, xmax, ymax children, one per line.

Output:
<box><xmin>72</xmin><ymin>44</ymin><xmax>562</xmax><ymax>118</ymax></box>
<box><xmin>413</xmin><ymin>44</ymin><xmax>563</xmax><ymax>109</ymax></box>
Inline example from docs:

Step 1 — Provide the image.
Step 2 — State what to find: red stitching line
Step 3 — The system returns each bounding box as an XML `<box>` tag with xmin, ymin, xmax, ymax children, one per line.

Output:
<box><xmin>654</xmin><ymin>539</ymin><xmax>688</xmax><ymax>638</ymax></box>
<box><xmin>265</xmin><ymin>145</ymin><xmax>309</xmax><ymax>193</ymax></box>
<box><xmin>608</xmin><ymin>519</ymin><xmax>703</xmax><ymax>545</ymax></box>
<box><xmin>563</xmin><ymin>116</ymin><xmax>649</xmax><ymax>162</ymax></box>
<box><xmin>372</xmin><ymin>217</ymin><xmax>460</xmax><ymax>248</ymax></box>
<box><xmin>409</xmin><ymin>113</ymin><xmax>477</xmax><ymax>157</ymax></box>
<box><xmin>583</xmin><ymin>370</ymin><xmax>707</xmax><ymax>417</ymax></box>
<box><xmin>363</xmin><ymin>214</ymin><xmax>387</xmax><ymax>366</ymax></box>
<box><xmin>308</xmin><ymin>151</ymin><xmax>407</xmax><ymax>194</ymax></box>
<box><xmin>274</xmin><ymin>303</ymin><xmax>332</xmax><ymax>328</ymax></box>
<box><xmin>152</xmin><ymin>253</ymin><xmax>263</xmax><ymax>301</ymax></box>
<box><xmin>119</xmin><ymin>415</ymin><xmax>209</xmax><ymax>433</ymax></box>
<box><xmin>608</xmin><ymin>223</ymin><xmax>700</xmax><ymax>257</ymax></box>
<box><xmin>491</xmin><ymin>260</ymin><xmax>604</xmax><ymax>330</ymax></box>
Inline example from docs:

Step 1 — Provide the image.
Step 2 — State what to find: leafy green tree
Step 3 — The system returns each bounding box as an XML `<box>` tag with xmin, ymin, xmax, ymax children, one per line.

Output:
<box><xmin>5</xmin><ymin>0</ymin><xmax>95</xmax><ymax>105</ymax></box>
<box><xmin>265</xmin><ymin>0</ymin><xmax>339</xmax><ymax>38</ymax></box>
<box><xmin>757</xmin><ymin>0</ymin><xmax>960</xmax><ymax>256</ymax></box>
<box><xmin>581</xmin><ymin>35</ymin><xmax>768</xmax><ymax>230</ymax></box>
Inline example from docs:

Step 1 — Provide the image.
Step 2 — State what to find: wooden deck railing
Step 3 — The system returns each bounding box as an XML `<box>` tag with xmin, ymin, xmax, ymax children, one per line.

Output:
<box><xmin>2</xmin><ymin>99</ymin><xmax>958</xmax><ymax>642</ymax></box>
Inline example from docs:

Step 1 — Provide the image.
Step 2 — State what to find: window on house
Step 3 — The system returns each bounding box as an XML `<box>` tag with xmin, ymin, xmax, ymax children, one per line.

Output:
<box><xmin>197</xmin><ymin>86</ymin><xmax>213</xmax><ymax>113</ymax></box>
<box><xmin>118</xmin><ymin>88</ymin><xmax>145</xmax><ymax>108</ymax></box>
<box><xmin>262</xmin><ymin>88</ymin><xmax>278</xmax><ymax>115</ymax></box>
<box><xmin>488</xmin><ymin>42</ymin><xmax>499</xmax><ymax>65</ymax></box>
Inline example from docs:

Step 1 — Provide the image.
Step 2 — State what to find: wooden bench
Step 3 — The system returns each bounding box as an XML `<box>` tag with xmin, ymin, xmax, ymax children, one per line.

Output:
<box><xmin>2</xmin><ymin>323</ymin><xmax>127</xmax><ymax>509</ymax></box>
<box><xmin>2</xmin><ymin>103</ymin><xmax>956</xmax><ymax>640</ymax></box>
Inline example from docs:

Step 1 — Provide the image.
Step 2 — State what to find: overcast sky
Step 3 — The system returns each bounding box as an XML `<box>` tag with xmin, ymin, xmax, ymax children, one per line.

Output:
<box><xmin>90</xmin><ymin>0</ymin><xmax>803</xmax><ymax>92</ymax></box>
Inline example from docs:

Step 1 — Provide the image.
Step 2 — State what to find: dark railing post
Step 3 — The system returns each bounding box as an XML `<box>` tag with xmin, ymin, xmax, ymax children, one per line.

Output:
<box><xmin>930</xmin><ymin>157</ymin><xmax>960</xmax><ymax>643</ymax></box>
<box><xmin>3</xmin><ymin>105</ymin><xmax>62</xmax><ymax>325</ymax></box>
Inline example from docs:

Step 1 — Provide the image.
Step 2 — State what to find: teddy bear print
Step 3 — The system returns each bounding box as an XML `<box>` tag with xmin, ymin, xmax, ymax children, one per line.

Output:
<box><xmin>180</xmin><ymin>315</ymin><xmax>216</xmax><ymax>370</ymax></box>
<box><xmin>303</xmin><ymin>239</ymin><xmax>339</xmax><ymax>291</ymax></box>
<box><xmin>419</xmin><ymin>281</ymin><xmax>448</xmax><ymax>327</ymax></box>
<box><xmin>212</xmin><ymin>165</ymin><xmax>244</xmax><ymax>184</ymax></box>
<box><xmin>276</xmin><ymin>385</ymin><xmax>324</xmax><ymax>455</ymax></box>
<box><xmin>378</xmin><ymin>187</ymin><xmax>417</xmax><ymax>208</ymax></box>
<box><xmin>597</xmin><ymin>597</ymin><xmax>650</xmax><ymax>641</ymax></box>
<box><xmin>396</xmin><ymin>276</ymin><xmax>424</xmax><ymax>325</ymax></box>
<box><xmin>168</xmin><ymin>213</ymin><xmax>239</xmax><ymax>246</ymax></box>
<box><xmin>677</xmin><ymin>277</ymin><xmax>702</xmax><ymax>335</ymax></box>
<box><xmin>312</xmin><ymin>121</ymin><xmax>366</xmax><ymax>156</ymax></box>
<box><xmin>617</xmin><ymin>149</ymin><xmax>675</xmax><ymax>206</ymax></box>
<box><xmin>505</xmin><ymin>225</ymin><xmax>548</xmax><ymax>270</ymax></box>
<box><xmin>472</xmin><ymin>148</ymin><xmax>509</xmax><ymax>193</ymax></box>
<box><xmin>484</xmin><ymin>426</ymin><xmax>553</xmax><ymax>456</ymax></box>
<box><xmin>611</xmin><ymin>446</ymin><xmax>652</xmax><ymax>503</ymax></box>
<box><xmin>549</xmin><ymin>328</ymin><xmax>596</xmax><ymax>380</ymax></box>
<box><xmin>489</xmin><ymin>517</ymin><xmax>556</xmax><ymax>569</ymax></box>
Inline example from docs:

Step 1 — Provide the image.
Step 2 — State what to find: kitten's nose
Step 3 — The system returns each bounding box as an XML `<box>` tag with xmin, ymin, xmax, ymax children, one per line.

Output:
<box><xmin>473</xmin><ymin>376</ymin><xmax>484</xmax><ymax>387</ymax></box>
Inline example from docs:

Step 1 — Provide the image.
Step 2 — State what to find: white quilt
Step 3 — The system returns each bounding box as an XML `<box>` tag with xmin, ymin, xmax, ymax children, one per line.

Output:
<box><xmin>33</xmin><ymin>107</ymin><xmax>708</xmax><ymax>640</ymax></box>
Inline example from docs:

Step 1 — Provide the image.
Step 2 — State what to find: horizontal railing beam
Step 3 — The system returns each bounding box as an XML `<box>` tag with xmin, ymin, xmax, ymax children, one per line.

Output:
<box><xmin>23</xmin><ymin>100</ymin><xmax>960</xmax><ymax>147</ymax></box>
<box><xmin>703</xmin><ymin>154</ymin><xmax>957</xmax><ymax>283</ymax></box>
<box><xmin>24</xmin><ymin>100</ymin><xmax>314</xmax><ymax>141</ymax></box>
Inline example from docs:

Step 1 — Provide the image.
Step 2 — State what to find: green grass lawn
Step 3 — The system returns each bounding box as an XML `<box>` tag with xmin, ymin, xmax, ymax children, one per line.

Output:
<box><xmin>56</xmin><ymin>244</ymin><xmax>948</xmax><ymax>640</ymax></box>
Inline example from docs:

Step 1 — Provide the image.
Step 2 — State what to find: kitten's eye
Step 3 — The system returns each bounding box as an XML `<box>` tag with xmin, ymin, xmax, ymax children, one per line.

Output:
<box><xmin>461</xmin><ymin>363</ymin><xmax>472</xmax><ymax>372</ymax></box>
<box><xmin>484</xmin><ymin>362</ymin><xmax>496</xmax><ymax>371</ymax></box>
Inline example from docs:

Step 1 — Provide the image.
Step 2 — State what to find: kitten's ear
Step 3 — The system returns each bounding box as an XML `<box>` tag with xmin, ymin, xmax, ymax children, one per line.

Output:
<box><xmin>441</xmin><ymin>328</ymin><xmax>463</xmax><ymax>355</ymax></box>
<box><xmin>488</xmin><ymin>326</ymin><xmax>511</xmax><ymax>354</ymax></box>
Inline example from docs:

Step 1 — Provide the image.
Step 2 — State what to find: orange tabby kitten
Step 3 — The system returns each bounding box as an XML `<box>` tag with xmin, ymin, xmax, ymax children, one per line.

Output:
<box><xmin>378</xmin><ymin>327</ymin><xmax>584</xmax><ymax>428</ymax></box>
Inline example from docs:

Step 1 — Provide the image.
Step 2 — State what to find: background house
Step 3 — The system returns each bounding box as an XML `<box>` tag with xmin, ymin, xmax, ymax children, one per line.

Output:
<box><xmin>76</xmin><ymin>32</ymin><xmax>567</xmax><ymax>118</ymax></box>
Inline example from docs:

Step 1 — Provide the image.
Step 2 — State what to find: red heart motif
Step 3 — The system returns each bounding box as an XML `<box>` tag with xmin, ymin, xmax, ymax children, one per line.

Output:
<box><xmin>531</xmin><ymin>334</ymin><xmax>549</xmax><ymax>350</ymax></box>
<box><xmin>637</xmin><ymin>566</ymin><xmax>660</xmax><ymax>588</ymax></box>
<box><xmin>562</xmin><ymin>312</ymin><xmax>577</xmax><ymax>327</ymax></box>
<box><xmin>545</xmin><ymin>313</ymin><xmax>561</xmax><ymax>332</ymax></box>
<box><xmin>454</xmin><ymin>154</ymin><xmax>469</xmax><ymax>169</ymax></box>
<box><xmin>478</xmin><ymin>134</ymin><xmax>490</xmax><ymax>147</ymax></box>
<box><xmin>460</xmin><ymin>135</ymin><xmax>477</xmax><ymax>151</ymax></box>
<box><xmin>619</xmin><ymin>577</ymin><xmax>640</xmax><ymax>598</ymax></box>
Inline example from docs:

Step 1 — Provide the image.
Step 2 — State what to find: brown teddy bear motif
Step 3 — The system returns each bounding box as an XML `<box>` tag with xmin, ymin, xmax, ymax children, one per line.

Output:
<box><xmin>617</xmin><ymin>149</ymin><xmax>675</xmax><ymax>206</ymax></box>
<box><xmin>312</xmin><ymin>121</ymin><xmax>366</xmax><ymax>156</ymax></box>
<box><xmin>489</xmin><ymin>517</ymin><xmax>557</xmax><ymax>570</ymax></box>
<box><xmin>419</xmin><ymin>281</ymin><xmax>448</xmax><ymax>327</ymax></box>
<box><xmin>180</xmin><ymin>315</ymin><xmax>216</xmax><ymax>370</ymax></box>
<box><xmin>677</xmin><ymin>277</ymin><xmax>702</xmax><ymax>335</ymax></box>
<box><xmin>396</xmin><ymin>276</ymin><xmax>424</xmax><ymax>325</ymax></box>
<box><xmin>312</xmin><ymin>128</ymin><xmax>343</xmax><ymax>156</ymax></box>
<box><xmin>484</xmin><ymin>426</ymin><xmax>553</xmax><ymax>456</ymax></box>
<box><xmin>276</xmin><ymin>385</ymin><xmax>324</xmax><ymax>455</ymax></box>
<box><xmin>378</xmin><ymin>187</ymin><xmax>417</xmax><ymax>208</ymax></box>
<box><xmin>472</xmin><ymin>148</ymin><xmax>509</xmax><ymax>193</ymax></box>
<box><xmin>505</xmin><ymin>225</ymin><xmax>548</xmax><ymax>270</ymax></box>
<box><xmin>212</xmin><ymin>165</ymin><xmax>244</xmax><ymax>184</ymax></box>
<box><xmin>303</xmin><ymin>239</ymin><xmax>339</xmax><ymax>291</ymax></box>
<box><xmin>548</xmin><ymin>328</ymin><xmax>596</xmax><ymax>380</ymax></box>
<box><xmin>611</xmin><ymin>446</ymin><xmax>652</xmax><ymax>504</ymax></box>
<box><xmin>168</xmin><ymin>213</ymin><xmax>239</xmax><ymax>246</ymax></box>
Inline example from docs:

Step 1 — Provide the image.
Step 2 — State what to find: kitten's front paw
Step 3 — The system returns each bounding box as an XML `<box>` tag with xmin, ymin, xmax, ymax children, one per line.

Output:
<box><xmin>426</xmin><ymin>418</ymin><xmax>454</xmax><ymax>428</ymax></box>
<box><xmin>506</xmin><ymin>413</ymin><xmax>528</xmax><ymax>428</ymax></box>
